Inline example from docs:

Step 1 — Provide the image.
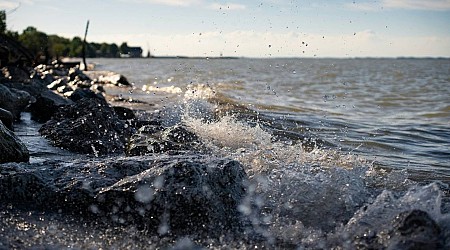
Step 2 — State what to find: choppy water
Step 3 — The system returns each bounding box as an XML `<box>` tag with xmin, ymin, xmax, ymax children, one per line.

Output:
<box><xmin>94</xmin><ymin>57</ymin><xmax>450</xmax><ymax>182</ymax></box>
<box><xmin>9</xmin><ymin>58</ymin><xmax>450</xmax><ymax>248</ymax></box>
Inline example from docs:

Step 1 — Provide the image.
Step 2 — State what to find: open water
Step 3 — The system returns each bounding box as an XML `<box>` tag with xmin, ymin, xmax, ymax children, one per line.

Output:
<box><xmin>11</xmin><ymin>58</ymin><xmax>450</xmax><ymax>248</ymax></box>
<box><xmin>95</xmin><ymin>58</ymin><xmax>450</xmax><ymax>181</ymax></box>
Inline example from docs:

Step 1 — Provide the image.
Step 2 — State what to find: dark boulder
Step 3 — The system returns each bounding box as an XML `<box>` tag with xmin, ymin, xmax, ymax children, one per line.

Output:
<box><xmin>127</xmin><ymin>124</ymin><xmax>202</xmax><ymax>156</ymax></box>
<box><xmin>0</xmin><ymin>108</ymin><xmax>13</xmax><ymax>131</ymax></box>
<box><xmin>113</xmin><ymin>106</ymin><xmax>136</xmax><ymax>120</ymax></box>
<box><xmin>29</xmin><ymin>89</ymin><xmax>74</xmax><ymax>122</ymax></box>
<box><xmin>0</xmin><ymin>84</ymin><xmax>32</xmax><ymax>121</ymax></box>
<box><xmin>68</xmin><ymin>67</ymin><xmax>91</xmax><ymax>82</ymax></box>
<box><xmin>0</xmin><ymin>155</ymin><xmax>248</xmax><ymax>235</ymax></box>
<box><xmin>0</xmin><ymin>78</ymin><xmax>47</xmax><ymax>97</ymax></box>
<box><xmin>98</xmin><ymin>156</ymin><xmax>247</xmax><ymax>235</ymax></box>
<box><xmin>389</xmin><ymin>210</ymin><xmax>443</xmax><ymax>249</ymax></box>
<box><xmin>0</xmin><ymin>120</ymin><xmax>29</xmax><ymax>163</ymax></box>
<box><xmin>39</xmin><ymin>98</ymin><xmax>131</xmax><ymax>156</ymax></box>
<box><xmin>65</xmin><ymin>88</ymin><xmax>104</xmax><ymax>102</ymax></box>
<box><xmin>1</xmin><ymin>66</ymin><xmax>32</xmax><ymax>82</ymax></box>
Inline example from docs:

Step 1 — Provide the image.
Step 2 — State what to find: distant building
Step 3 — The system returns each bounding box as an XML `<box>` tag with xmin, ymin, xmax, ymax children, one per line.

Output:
<box><xmin>120</xmin><ymin>46</ymin><xmax>143</xmax><ymax>58</ymax></box>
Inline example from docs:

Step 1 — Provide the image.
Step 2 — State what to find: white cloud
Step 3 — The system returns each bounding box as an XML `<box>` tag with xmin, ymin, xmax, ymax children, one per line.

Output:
<box><xmin>0</xmin><ymin>1</ymin><xmax>21</xmax><ymax>9</ymax></box>
<box><xmin>383</xmin><ymin>0</ymin><xmax>450</xmax><ymax>11</ymax></box>
<box><xmin>348</xmin><ymin>0</ymin><xmax>450</xmax><ymax>11</ymax></box>
<box><xmin>135</xmin><ymin>0</ymin><xmax>202</xmax><ymax>7</ymax></box>
<box><xmin>209</xmin><ymin>3</ymin><xmax>246</xmax><ymax>11</ymax></box>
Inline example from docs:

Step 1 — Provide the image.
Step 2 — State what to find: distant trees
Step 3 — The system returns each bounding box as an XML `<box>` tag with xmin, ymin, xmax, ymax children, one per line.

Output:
<box><xmin>1</xmin><ymin>11</ymin><xmax>133</xmax><ymax>60</ymax></box>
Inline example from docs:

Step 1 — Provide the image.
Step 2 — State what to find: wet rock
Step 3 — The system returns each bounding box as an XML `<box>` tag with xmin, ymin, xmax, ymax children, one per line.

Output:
<box><xmin>0</xmin><ymin>108</ymin><xmax>13</xmax><ymax>131</ymax></box>
<box><xmin>65</xmin><ymin>88</ymin><xmax>104</xmax><ymax>102</ymax></box>
<box><xmin>0</xmin><ymin>120</ymin><xmax>29</xmax><ymax>163</ymax></box>
<box><xmin>0</xmin><ymin>78</ymin><xmax>47</xmax><ymax>97</ymax></box>
<box><xmin>341</xmin><ymin>184</ymin><xmax>447</xmax><ymax>250</ymax></box>
<box><xmin>0</xmin><ymin>155</ymin><xmax>248</xmax><ymax>235</ymax></box>
<box><xmin>1</xmin><ymin>66</ymin><xmax>31</xmax><ymax>82</ymax></box>
<box><xmin>29</xmin><ymin>89</ymin><xmax>74</xmax><ymax>122</ymax></box>
<box><xmin>113</xmin><ymin>106</ymin><xmax>136</xmax><ymax>120</ymax></box>
<box><xmin>47</xmin><ymin>77</ymin><xmax>69</xmax><ymax>90</ymax></box>
<box><xmin>0</xmin><ymin>84</ymin><xmax>32</xmax><ymax>121</ymax></box>
<box><xmin>389</xmin><ymin>210</ymin><xmax>443</xmax><ymax>249</ymax></box>
<box><xmin>99</xmin><ymin>73</ymin><xmax>131</xmax><ymax>86</ymax></box>
<box><xmin>68</xmin><ymin>67</ymin><xmax>91</xmax><ymax>82</ymax></box>
<box><xmin>39</xmin><ymin>98</ymin><xmax>130</xmax><ymax>156</ymax></box>
<box><xmin>127</xmin><ymin>124</ymin><xmax>202</xmax><ymax>156</ymax></box>
<box><xmin>85</xmin><ymin>71</ymin><xmax>131</xmax><ymax>86</ymax></box>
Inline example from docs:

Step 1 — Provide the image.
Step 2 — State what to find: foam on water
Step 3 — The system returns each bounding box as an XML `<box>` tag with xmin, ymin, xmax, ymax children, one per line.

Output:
<box><xmin>161</xmin><ymin>82</ymin><xmax>450</xmax><ymax>247</ymax></box>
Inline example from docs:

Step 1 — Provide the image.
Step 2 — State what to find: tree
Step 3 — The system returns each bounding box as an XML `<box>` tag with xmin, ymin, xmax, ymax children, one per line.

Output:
<box><xmin>70</xmin><ymin>36</ymin><xmax>83</xmax><ymax>57</ymax></box>
<box><xmin>120</xmin><ymin>42</ymin><xmax>129</xmax><ymax>55</ymax></box>
<box><xmin>0</xmin><ymin>10</ymin><xmax>6</xmax><ymax>34</ymax></box>
<box><xmin>110</xmin><ymin>43</ymin><xmax>119</xmax><ymax>57</ymax></box>
<box><xmin>18</xmin><ymin>26</ymin><xmax>49</xmax><ymax>62</ymax></box>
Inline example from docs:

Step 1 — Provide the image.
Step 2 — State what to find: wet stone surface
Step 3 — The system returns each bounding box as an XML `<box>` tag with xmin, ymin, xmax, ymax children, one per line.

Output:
<box><xmin>0</xmin><ymin>155</ymin><xmax>248</xmax><ymax>237</ymax></box>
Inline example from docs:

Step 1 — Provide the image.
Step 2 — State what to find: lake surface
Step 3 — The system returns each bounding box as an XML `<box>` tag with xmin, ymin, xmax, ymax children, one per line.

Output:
<box><xmin>94</xmin><ymin>57</ymin><xmax>450</xmax><ymax>182</ymax></box>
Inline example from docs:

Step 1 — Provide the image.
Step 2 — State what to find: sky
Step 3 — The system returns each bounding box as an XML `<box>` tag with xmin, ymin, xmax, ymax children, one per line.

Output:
<box><xmin>2</xmin><ymin>0</ymin><xmax>450</xmax><ymax>58</ymax></box>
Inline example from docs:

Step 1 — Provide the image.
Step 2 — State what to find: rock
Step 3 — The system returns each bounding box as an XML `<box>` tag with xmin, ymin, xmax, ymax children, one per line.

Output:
<box><xmin>127</xmin><ymin>124</ymin><xmax>202</xmax><ymax>156</ymax></box>
<box><xmin>0</xmin><ymin>120</ymin><xmax>29</xmax><ymax>163</ymax></box>
<box><xmin>64</xmin><ymin>88</ymin><xmax>104</xmax><ymax>102</ymax></box>
<box><xmin>85</xmin><ymin>71</ymin><xmax>131</xmax><ymax>86</ymax></box>
<box><xmin>0</xmin><ymin>155</ymin><xmax>248</xmax><ymax>235</ymax></box>
<box><xmin>0</xmin><ymin>108</ymin><xmax>13</xmax><ymax>131</ymax></box>
<box><xmin>39</xmin><ymin>98</ymin><xmax>131</xmax><ymax>156</ymax></box>
<box><xmin>29</xmin><ymin>89</ymin><xmax>74</xmax><ymax>122</ymax></box>
<box><xmin>68</xmin><ymin>67</ymin><xmax>91</xmax><ymax>82</ymax></box>
<box><xmin>0</xmin><ymin>84</ymin><xmax>32</xmax><ymax>121</ymax></box>
<box><xmin>113</xmin><ymin>106</ymin><xmax>136</xmax><ymax>120</ymax></box>
<box><xmin>47</xmin><ymin>77</ymin><xmax>69</xmax><ymax>90</ymax></box>
<box><xmin>99</xmin><ymin>73</ymin><xmax>131</xmax><ymax>86</ymax></box>
<box><xmin>1</xmin><ymin>66</ymin><xmax>31</xmax><ymax>82</ymax></box>
<box><xmin>389</xmin><ymin>210</ymin><xmax>443</xmax><ymax>249</ymax></box>
<box><xmin>0</xmin><ymin>78</ymin><xmax>47</xmax><ymax>97</ymax></box>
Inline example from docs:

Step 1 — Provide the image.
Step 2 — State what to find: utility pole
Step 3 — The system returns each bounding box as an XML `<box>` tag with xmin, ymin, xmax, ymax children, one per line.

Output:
<box><xmin>82</xmin><ymin>20</ymin><xmax>89</xmax><ymax>70</ymax></box>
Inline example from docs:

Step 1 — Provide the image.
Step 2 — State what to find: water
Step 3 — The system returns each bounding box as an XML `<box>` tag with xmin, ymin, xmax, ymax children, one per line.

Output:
<box><xmin>9</xmin><ymin>58</ymin><xmax>450</xmax><ymax>248</ymax></box>
<box><xmin>94</xmin><ymin>57</ymin><xmax>450</xmax><ymax>181</ymax></box>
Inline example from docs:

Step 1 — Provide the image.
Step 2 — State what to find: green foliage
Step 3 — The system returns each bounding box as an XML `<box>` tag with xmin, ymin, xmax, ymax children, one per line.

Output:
<box><xmin>0</xmin><ymin>10</ymin><xmax>6</xmax><ymax>34</ymax></box>
<box><xmin>18</xmin><ymin>27</ymin><xmax>49</xmax><ymax>58</ymax></box>
<box><xmin>1</xmin><ymin>11</ymin><xmax>130</xmax><ymax>60</ymax></box>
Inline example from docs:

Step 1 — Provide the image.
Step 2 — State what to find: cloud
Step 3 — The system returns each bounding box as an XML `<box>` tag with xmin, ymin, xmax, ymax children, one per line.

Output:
<box><xmin>135</xmin><ymin>0</ymin><xmax>202</xmax><ymax>7</ymax></box>
<box><xmin>209</xmin><ymin>3</ymin><xmax>246</xmax><ymax>11</ymax></box>
<box><xmin>0</xmin><ymin>1</ymin><xmax>19</xmax><ymax>9</ymax></box>
<box><xmin>348</xmin><ymin>0</ymin><xmax>450</xmax><ymax>11</ymax></box>
<box><xmin>383</xmin><ymin>0</ymin><xmax>450</xmax><ymax>11</ymax></box>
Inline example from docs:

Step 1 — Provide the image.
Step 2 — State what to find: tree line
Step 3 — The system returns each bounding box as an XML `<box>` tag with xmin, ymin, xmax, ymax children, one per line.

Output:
<box><xmin>1</xmin><ymin>10</ymin><xmax>133</xmax><ymax>60</ymax></box>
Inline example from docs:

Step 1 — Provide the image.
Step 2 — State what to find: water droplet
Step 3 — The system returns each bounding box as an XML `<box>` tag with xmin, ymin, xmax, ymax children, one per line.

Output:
<box><xmin>135</xmin><ymin>185</ymin><xmax>154</xmax><ymax>203</ymax></box>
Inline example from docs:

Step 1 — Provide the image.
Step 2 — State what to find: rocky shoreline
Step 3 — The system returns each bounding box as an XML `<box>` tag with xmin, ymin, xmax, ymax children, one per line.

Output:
<box><xmin>0</xmin><ymin>61</ymin><xmax>263</xmax><ymax>248</ymax></box>
<box><xmin>1</xmin><ymin>58</ymin><xmax>449</xmax><ymax>248</ymax></box>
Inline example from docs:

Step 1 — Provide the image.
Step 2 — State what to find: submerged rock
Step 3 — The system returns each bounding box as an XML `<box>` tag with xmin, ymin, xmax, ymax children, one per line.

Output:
<box><xmin>0</xmin><ymin>155</ymin><xmax>247</xmax><ymax>235</ymax></box>
<box><xmin>39</xmin><ymin>98</ymin><xmax>131</xmax><ymax>156</ymax></box>
<box><xmin>0</xmin><ymin>120</ymin><xmax>29</xmax><ymax>163</ymax></box>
